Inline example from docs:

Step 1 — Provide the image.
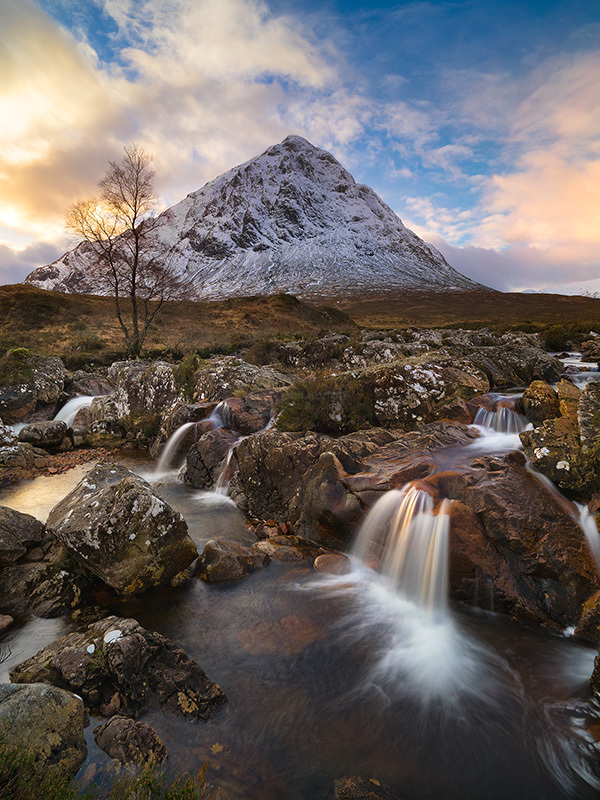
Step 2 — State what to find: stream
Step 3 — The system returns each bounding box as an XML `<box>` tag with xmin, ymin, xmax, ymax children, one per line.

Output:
<box><xmin>1</xmin><ymin>355</ymin><xmax>600</xmax><ymax>799</ymax></box>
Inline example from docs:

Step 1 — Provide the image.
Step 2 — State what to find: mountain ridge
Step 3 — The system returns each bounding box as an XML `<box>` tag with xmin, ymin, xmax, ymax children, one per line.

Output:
<box><xmin>25</xmin><ymin>135</ymin><xmax>487</xmax><ymax>298</ymax></box>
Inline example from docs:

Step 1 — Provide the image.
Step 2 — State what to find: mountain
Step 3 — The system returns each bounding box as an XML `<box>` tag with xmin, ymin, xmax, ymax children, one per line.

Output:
<box><xmin>536</xmin><ymin>277</ymin><xmax>600</xmax><ymax>299</ymax></box>
<box><xmin>25</xmin><ymin>135</ymin><xmax>486</xmax><ymax>299</ymax></box>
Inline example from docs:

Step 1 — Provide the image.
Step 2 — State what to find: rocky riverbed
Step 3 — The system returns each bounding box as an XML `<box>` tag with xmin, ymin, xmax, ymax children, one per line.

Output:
<box><xmin>2</xmin><ymin>331</ymin><xmax>600</xmax><ymax>799</ymax></box>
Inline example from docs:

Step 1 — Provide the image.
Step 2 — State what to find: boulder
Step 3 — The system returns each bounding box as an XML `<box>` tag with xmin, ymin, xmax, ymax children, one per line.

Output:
<box><xmin>195</xmin><ymin>539</ymin><xmax>269</xmax><ymax>582</ymax></box>
<box><xmin>430</xmin><ymin>454</ymin><xmax>598</xmax><ymax>631</ymax></box>
<box><xmin>193</xmin><ymin>357</ymin><xmax>293</xmax><ymax>402</ymax></box>
<box><xmin>519</xmin><ymin>417</ymin><xmax>585</xmax><ymax>492</ymax></box>
<box><xmin>47</xmin><ymin>462</ymin><xmax>197</xmax><ymax>595</ymax></box>
<box><xmin>0</xmin><ymin>353</ymin><xmax>69</xmax><ymax>424</ymax></box>
<box><xmin>0</xmin><ymin>560</ymin><xmax>91</xmax><ymax>618</ymax></box>
<box><xmin>0</xmin><ymin>442</ymin><xmax>49</xmax><ymax>476</ymax></box>
<box><xmin>185</xmin><ymin>427</ymin><xmax>239</xmax><ymax>489</ymax></box>
<box><xmin>94</xmin><ymin>715</ymin><xmax>167</xmax><ymax>765</ymax></box>
<box><xmin>521</xmin><ymin>381</ymin><xmax>560</xmax><ymax>425</ymax></box>
<box><xmin>218</xmin><ymin>390</ymin><xmax>282</xmax><ymax>434</ymax></box>
<box><xmin>109</xmin><ymin>360</ymin><xmax>181</xmax><ymax>418</ymax></box>
<box><xmin>0</xmin><ymin>505</ymin><xmax>45</xmax><ymax>565</ymax></box>
<box><xmin>557</xmin><ymin>380</ymin><xmax>581</xmax><ymax>427</ymax></box>
<box><xmin>18</xmin><ymin>420</ymin><xmax>69</xmax><ymax>452</ymax></box>
<box><xmin>68</xmin><ymin>370</ymin><xmax>113</xmax><ymax>397</ymax></box>
<box><xmin>0</xmin><ymin>682</ymin><xmax>86</xmax><ymax>774</ymax></box>
<box><xmin>580</xmin><ymin>340</ymin><xmax>600</xmax><ymax>364</ymax></box>
<box><xmin>0</xmin><ymin>614</ymin><xmax>13</xmax><ymax>634</ymax></box>
<box><xmin>10</xmin><ymin>615</ymin><xmax>227</xmax><ymax>721</ymax></box>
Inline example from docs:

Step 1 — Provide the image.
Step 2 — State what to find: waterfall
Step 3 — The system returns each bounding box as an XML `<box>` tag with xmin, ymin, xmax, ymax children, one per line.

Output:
<box><xmin>214</xmin><ymin>445</ymin><xmax>235</xmax><ymax>495</ymax></box>
<box><xmin>54</xmin><ymin>395</ymin><xmax>96</xmax><ymax>427</ymax></box>
<box><xmin>207</xmin><ymin>402</ymin><xmax>227</xmax><ymax>430</ymax></box>
<box><xmin>575</xmin><ymin>502</ymin><xmax>600</xmax><ymax>572</ymax></box>
<box><xmin>473</xmin><ymin>406</ymin><xmax>529</xmax><ymax>434</ymax></box>
<box><xmin>353</xmin><ymin>486</ymin><xmax>450</xmax><ymax>619</ymax></box>
<box><xmin>155</xmin><ymin>422</ymin><xmax>197</xmax><ymax>473</ymax></box>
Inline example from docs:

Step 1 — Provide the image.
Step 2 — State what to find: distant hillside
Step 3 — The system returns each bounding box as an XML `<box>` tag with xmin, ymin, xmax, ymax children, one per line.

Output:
<box><xmin>25</xmin><ymin>135</ymin><xmax>485</xmax><ymax>299</ymax></box>
<box><xmin>536</xmin><ymin>277</ymin><xmax>600</xmax><ymax>299</ymax></box>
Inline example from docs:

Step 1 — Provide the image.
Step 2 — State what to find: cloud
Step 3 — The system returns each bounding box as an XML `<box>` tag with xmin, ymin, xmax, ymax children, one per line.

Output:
<box><xmin>0</xmin><ymin>240</ymin><xmax>65</xmax><ymax>285</ymax></box>
<box><xmin>0</xmin><ymin>0</ymin><xmax>355</xmax><ymax>254</ymax></box>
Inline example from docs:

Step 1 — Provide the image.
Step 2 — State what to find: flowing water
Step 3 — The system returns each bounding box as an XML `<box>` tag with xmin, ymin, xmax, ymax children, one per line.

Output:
<box><xmin>2</xmin><ymin>363</ymin><xmax>600</xmax><ymax>798</ymax></box>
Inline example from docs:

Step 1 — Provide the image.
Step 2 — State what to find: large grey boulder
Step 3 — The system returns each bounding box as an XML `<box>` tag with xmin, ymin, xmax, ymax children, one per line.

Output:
<box><xmin>193</xmin><ymin>357</ymin><xmax>294</xmax><ymax>401</ymax></box>
<box><xmin>47</xmin><ymin>462</ymin><xmax>197</xmax><ymax>595</ymax></box>
<box><xmin>108</xmin><ymin>360</ymin><xmax>181</xmax><ymax>417</ymax></box>
<box><xmin>0</xmin><ymin>682</ymin><xmax>86</xmax><ymax>774</ymax></box>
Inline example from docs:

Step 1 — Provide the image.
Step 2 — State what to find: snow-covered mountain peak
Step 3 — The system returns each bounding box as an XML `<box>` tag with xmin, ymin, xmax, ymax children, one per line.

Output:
<box><xmin>25</xmin><ymin>135</ymin><xmax>485</xmax><ymax>298</ymax></box>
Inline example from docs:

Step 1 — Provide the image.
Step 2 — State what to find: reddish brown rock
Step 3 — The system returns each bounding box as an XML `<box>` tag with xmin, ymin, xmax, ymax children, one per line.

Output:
<box><xmin>94</xmin><ymin>715</ymin><xmax>167</xmax><ymax>765</ymax></box>
<box><xmin>313</xmin><ymin>553</ymin><xmax>352</xmax><ymax>575</ymax></box>
<box><xmin>195</xmin><ymin>539</ymin><xmax>269</xmax><ymax>582</ymax></box>
<box><xmin>334</xmin><ymin>776</ymin><xmax>405</xmax><ymax>800</ymax></box>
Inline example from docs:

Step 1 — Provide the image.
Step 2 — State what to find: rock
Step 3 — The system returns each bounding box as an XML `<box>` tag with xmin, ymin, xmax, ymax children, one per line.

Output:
<box><xmin>253</xmin><ymin>534</ymin><xmax>320</xmax><ymax>561</ymax></box>
<box><xmin>0</xmin><ymin>353</ymin><xmax>69</xmax><ymax>424</ymax></box>
<box><xmin>557</xmin><ymin>380</ymin><xmax>581</xmax><ymax>427</ymax></box>
<box><xmin>0</xmin><ymin>505</ymin><xmax>45</xmax><ymax>565</ymax></box>
<box><xmin>578</xmin><ymin>382</ymin><xmax>600</xmax><ymax>476</ymax></box>
<box><xmin>193</xmin><ymin>357</ymin><xmax>293</xmax><ymax>402</ymax></box>
<box><xmin>581</xmin><ymin>340</ymin><xmax>600</xmax><ymax>364</ymax></box>
<box><xmin>164</xmin><ymin>402</ymin><xmax>218</xmax><ymax>435</ymax></box>
<box><xmin>430</xmin><ymin>454</ymin><xmax>598</xmax><ymax>631</ymax></box>
<box><xmin>0</xmin><ymin>561</ymin><xmax>90</xmax><ymax>618</ymax></box>
<box><xmin>0</xmin><ymin>682</ymin><xmax>86</xmax><ymax>774</ymax></box>
<box><xmin>109</xmin><ymin>360</ymin><xmax>181</xmax><ymax>418</ymax></box>
<box><xmin>185</xmin><ymin>427</ymin><xmax>239</xmax><ymax>489</ymax></box>
<box><xmin>11</xmin><ymin>615</ymin><xmax>227</xmax><ymax>720</ymax></box>
<box><xmin>520</xmin><ymin>417</ymin><xmax>585</xmax><ymax>492</ymax></box>
<box><xmin>94</xmin><ymin>715</ymin><xmax>167</xmax><ymax>765</ymax></box>
<box><xmin>218</xmin><ymin>390</ymin><xmax>282</xmax><ymax>434</ymax></box>
<box><xmin>334</xmin><ymin>776</ymin><xmax>404</xmax><ymax>799</ymax></box>
<box><xmin>313</xmin><ymin>553</ymin><xmax>351</xmax><ymax>575</ymax></box>
<box><xmin>0</xmin><ymin>614</ymin><xmax>14</xmax><ymax>634</ymax></box>
<box><xmin>83</xmin><ymin>419</ymin><xmax>126</xmax><ymax>448</ymax></box>
<box><xmin>18</xmin><ymin>420</ymin><xmax>69</xmax><ymax>452</ymax></box>
<box><xmin>195</xmin><ymin>539</ymin><xmax>269</xmax><ymax>582</ymax></box>
<box><xmin>521</xmin><ymin>381</ymin><xmax>560</xmax><ymax>425</ymax></box>
<box><xmin>68</xmin><ymin>370</ymin><xmax>113</xmax><ymax>397</ymax></box>
<box><xmin>575</xmin><ymin>591</ymin><xmax>600</xmax><ymax>642</ymax></box>
<box><xmin>0</xmin><ymin>442</ymin><xmax>49</xmax><ymax>471</ymax></box>
<box><xmin>0</xmin><ymin>420</ymin><xmax>16</xmax><ymax>447</ymax></box>
<box><xmin>47</xmin><ymin>462</ymin><xmax>197</xmax><ymax>595</ymax></box>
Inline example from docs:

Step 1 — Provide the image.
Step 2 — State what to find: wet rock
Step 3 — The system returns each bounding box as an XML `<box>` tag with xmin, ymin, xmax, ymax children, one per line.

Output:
<box><xmin>575</xmin><ymin>591</ymin><xmax>600</xmax><ymax>642</ymax></box>
<box><xmin>557</xmin><ymin>380</ymin><xmax>581</xmax><ymax>427</ymax></box>
<box><xmin>193</xmin><ymin>357</ymin><xmax>293</xmax><ymax>401</ymax></box>
<box><xmin>237</xmin><ymin>614</ymin><xmax>325</xmax><ymax>657</ymax></box>
<box><xmin>253</xmin><ymin>534</ymin><xmax>321</xmax><ymax>562</ymax></box>
<box><xmin>195</xmin><ymin>539</ymin><xmax>269</xmax><ymax>582</ymax></box>
<box><xmin>313</xmin><ymin>553</ymin><xmax>352</xmax><ymax>575</ymax></box>
<box><xmin>334</xmin><ymin>777</ymin><xmax>404</xmax><ymax>800</ymax></box>
<box><xmin>164</xmin><ymin>402</ymin><xmax>217</xmax><ymax>435</ymax></box>
<box><xmin>11</xmin><ymin>615</ymin><xmax>227</xmax><ymax>720</ymax></box>
<box><xmin>185</xmin><ymin>427</ymin><xmax>239</xmax><ymax>489</ymax></box>
<box><xmin>521</xmin><ymin>381</ymin><xmax>560</xmax><ymax>425</ymax></box>
<box><xmin>578</xmin><ymin>382</ymin><xmax>600</xmax><ymax>476</ymax></box>
<box><xmin>0</xmin><ymin>560</ymin><xmax>90</xmax><ymax>618</ymax></box>
<box><xmin>0</xmin><ymin>682</ymin><xmax>86</xmax><ymax>774</ymax></box>
<box><xmin>520</xmin><ymin>417</ymin><xmax>585</xmax><ymax>492</ymax></box>
<box><xmin>94</xmin><ymin>715</ymin><xmax>167</xmax><ymax>765</ymax></box>
<box><xmin>0</xmin><ymin>442</ymin><xmax>49</xmax><ymax>471</ymax></box>
<box><xmin>47</xmin><ymin>462</ymin><xmax>197</xmax><ymax>595</ymax></box>
<box><xmin>0</xmin><ymin>505</ymin><xmax>45</xmax><ymax>565</ymax></box>
<box><xmin>18</xmin><ymin>420</ymin><xmax>68</xmax><ymax>452</ymax></box>
<box><xmin>73</xmin><ymin>395</ymin><xmax>121</xmax><ymax>429</ymax></box>
<box><xmin>83</xmin><ymin>419</ymin><xmax>126</xmax><ymax>448</ymax></box>
<box><xmin>430</xmin><ymin>454</ymin><xmax>598</xmax><ymax>631</ymax></box>
<box><xmin>219</xmin><ymin>390</ymin><xmax>282</xmax><ymax>434</ymax></box>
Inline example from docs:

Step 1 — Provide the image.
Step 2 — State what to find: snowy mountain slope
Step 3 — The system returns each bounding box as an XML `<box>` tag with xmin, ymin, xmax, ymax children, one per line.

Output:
<box><xmin>25</xmin><ymin>135</ymin><xmax>486</xmax><ymax>299</ymax></box>
<box><xmin>537</xmin><ymin>277</ymin><xmax>600</xmax><ymax>299</ymax></box>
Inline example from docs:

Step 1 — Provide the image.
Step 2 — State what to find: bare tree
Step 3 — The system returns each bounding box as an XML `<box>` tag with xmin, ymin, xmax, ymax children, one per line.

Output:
<box><xmin>66</xmin><ymin>144</ymin><xmax>191</xmax><ymax>356</ymax></box>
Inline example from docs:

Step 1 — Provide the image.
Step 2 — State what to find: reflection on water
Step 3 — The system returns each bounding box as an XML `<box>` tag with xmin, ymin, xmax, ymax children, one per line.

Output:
<box><xmin>0</xmin><ymin>463</ymin><xmax>93</xmax><ymax>521</ymax></box>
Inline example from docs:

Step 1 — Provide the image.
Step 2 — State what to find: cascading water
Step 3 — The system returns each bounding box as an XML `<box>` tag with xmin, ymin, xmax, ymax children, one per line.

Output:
<box><xmin>155</xmin><ymin>421</ymin><xmax>197</xmax><ymax>474</ymax></box>
<box><xmin>353</xmin><ymin>486</ymin><xmax>450</xmax><ymax>619</ymax></box>
<box><xmin>473</xmin><ymin>406</ymin><xmax>530</xmax><ymax>434</ymax></box>
<box><xmin>54</xmin><ymin>395</ymin><xmax>97</xmax><ymax>427</ymax></box>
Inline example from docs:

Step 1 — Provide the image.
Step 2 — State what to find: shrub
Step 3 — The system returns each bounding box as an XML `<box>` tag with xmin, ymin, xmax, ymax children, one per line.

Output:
<box><xmin>173</xmin><ymin>353</ymin><xmax>202</xmax><ymax>400</ymax></box>
<box><xmin>0</xmin><ymin>348</ymin><xmax>33</xmax><ymax>386</ymax></box>
<box><xmin>244</xmin><ymin>338</ymin><xmax>282</xmax><ymax>366</ymax></box>
<box><xmin>277</xmin><ymin>374</ymin><xmax>376</xmax><ymax>435</ymax></box>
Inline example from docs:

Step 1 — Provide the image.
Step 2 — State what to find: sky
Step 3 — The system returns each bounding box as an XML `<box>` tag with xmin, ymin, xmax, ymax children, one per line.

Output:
<box><xmin>1</xmin><ymin>0</ymin><xmax>600</xmax><ymax>291</ymax></box>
